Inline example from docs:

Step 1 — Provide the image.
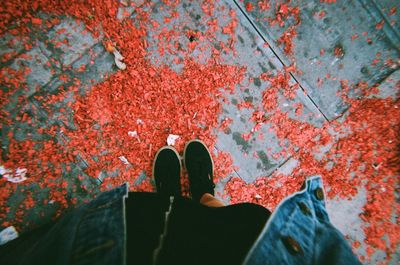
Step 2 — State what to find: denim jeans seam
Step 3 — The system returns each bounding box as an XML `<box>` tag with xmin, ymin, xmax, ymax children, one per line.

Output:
<box><xmin>71</xmin><ymin>239</ymin><xmax>115</xmax><ymax>261</ymax></box>
<box><xmin>68</xmin><ymin>184</ymin><xmax>128</xmax><ymax>265</ymax></box>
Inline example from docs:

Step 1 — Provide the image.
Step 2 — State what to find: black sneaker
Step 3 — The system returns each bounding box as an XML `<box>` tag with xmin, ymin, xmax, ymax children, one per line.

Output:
<box><xmin>152</xmin><ymin>146</ymin><xmax>182</xmax><ymax>197</ymax></box>
<box><xmin>183</xmin><ymin>140</ymin><xmax>215</xmax><ymax>202</ymax></box>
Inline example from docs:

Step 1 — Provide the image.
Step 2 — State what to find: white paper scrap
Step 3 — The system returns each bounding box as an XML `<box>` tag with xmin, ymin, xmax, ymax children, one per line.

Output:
<box><xmin>119</xmin><ymin>156</ymin><xmax>131</xmax><ymax>165</ymax></box>
<box><xmin>167</xmin><ymin>134</ymin><xmax>179</xmax><ymax>146</ymax></box>
<box><xmin>128</xmin><ymin>131</ymin><xmax>138</xmax><ymax>137</ymax></box>
<box><xmin>0</xmin><ymin>166</ymin><xmax>11</xmax><ymax>176</ymax></box>
<box><xmin>128</xmin><ymin>130</ymin><xmax>141</xmax><ymax>142</ymax></box>
<box><xmin>0</xmin><ymin>166</ymin><xmax>27</xmax><ymax>183</ymax></box>
<box><xmin>0</xmin><ymin>226</ymin><xmax>18</xmax><ymax>246</ymax></box>
<box><xmin>113</xmin><ymin>48</ymin><xmax>126</xmax><ymax>70</ymax></box>
<box><xmin>115</xmin><ymin>59</ymin><xmax>126</xmax><ymax>70</ymax></box>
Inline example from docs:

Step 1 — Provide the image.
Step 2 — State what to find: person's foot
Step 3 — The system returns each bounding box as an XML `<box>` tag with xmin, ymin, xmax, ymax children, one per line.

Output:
<box><xmin>153</xmin><ymin>146</ymin><xmax>182</xmax><ymax>197</ymax></box>
<box><xmin>183</xmin><ymin>140</ymin><xmax>215</xmax><ymax>202</ymax></box>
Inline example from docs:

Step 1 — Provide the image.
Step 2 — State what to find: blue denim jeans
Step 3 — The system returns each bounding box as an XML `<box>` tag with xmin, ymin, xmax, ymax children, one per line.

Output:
<box><xmin>243</xmin><ymin>175</ymin><xmax>363</xmax><ymax>265</ymax></box>
<box><xmin>0</xmin><ymin>176</ymin><xmax>362</xmax><ymax>265</ymax></box>
<box><xmin>0</xmin><ymin>183</ymin><xmax>129</xmax><ymax>265</ymax></box>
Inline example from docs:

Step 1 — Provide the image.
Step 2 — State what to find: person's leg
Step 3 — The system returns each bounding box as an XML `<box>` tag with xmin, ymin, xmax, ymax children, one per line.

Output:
<box><xmin>153</xmin><ymin>141</ymin><xmax>271</xmax><ymax>265</ymax></box>
<box><xmin>199</xmin><ymin>193</ymin><xmax>225</xmax><ymax>207</ymax></box>
<box><xmin>156</xmin><ymin>196</ymin><xmax>271</xmax><ymax>265</ymax></box>
<box><xmin>126</xmin><ymin>193</ymin><xmax>166</xmax><ymax>265</ymax></box>
<box><xmin>126</xmin><ymin>146</ymin><xmax>182</xmax><ymax>265</ymax></box>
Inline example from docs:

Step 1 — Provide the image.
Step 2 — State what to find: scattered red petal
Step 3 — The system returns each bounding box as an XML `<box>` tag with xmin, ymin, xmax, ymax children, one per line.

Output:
<box><xmin>376</xmin><ymin>20</ymin><xmax>385</xmax><ymax>30</ymax></box>
<box><xmin>31</xmin><ymin>18</ymin><xmax>42</xmax><ymax>25</ymax></box>
<box><xmin>334</xmin><ymin>45</ymin><xmax>344</xmax><ymax>58</ymax></box>
<box><xmin>351</xmin><ymin>33</ymin><xmax>359</xmax><ymax>41</ymax></box>
<box><xmin>277</xmin><ymin>26</ymin><xmax>297</xmax><ymax>55</ymax></box>
<box><xmin>388</xmin><ymin>7</ymin><xmax>397</xmax><ymax>16</ymax></box>
<box><xmin>245</xmin><ymin>2</ymin><xmax>253</xmax><ymax>12</ymax></box>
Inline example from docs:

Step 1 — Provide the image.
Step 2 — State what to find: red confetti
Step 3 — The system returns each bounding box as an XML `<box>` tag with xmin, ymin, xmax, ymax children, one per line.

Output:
<box><xmin>278</xmin><ymin>4</ymin><xmax>289</xmax><ymax>16</ymax></box>
<box><xmin>0</xmin><ymin>1</ymin><xmax>398</xmax><ymax>263</ymax></box>
<box><xmin>31</xmin><ymin>18</ymin><xmax>42</xmax><ymax>25</ymax></box>
<box><xmin>245</xmin><ymin>2</ymin><xmax>253</xmax><ymax>12</ymax></box>
<box><xmin>227</xmin><ymin>76</ymin><xmax>400</xmax><ymax>261</ymax></box>
<box><xmin>0</xmin><ymin>0</ymin><xmax>244</xmax><ymax>231</ymax></box>
<box><xmin>388</xmin><ymin>7</ymin><xmax>397</xmax><ymax>16</ymax></box>
<box><xmin>334</xmin><ymin>45</ymin><xmax>344</xmax><ymax>58</ymax></box>
<box><xmin>351</xmin><ymin>33</ymin><xmax>359</xmax><ymax>41</ymax></box>
<box><xmin>268</xmin><ymin>2</ymin><xmax>301</xmax><ymax>55</ymax></box>
<box><xmin>277</xmin><ymin>26</ymin><xmax>297</xmax><ymax>55</ymax></box>
<box><xmin>376</xmin><ymin>20</ymin><xmax>385</xmax><ymax>30</ymax></box>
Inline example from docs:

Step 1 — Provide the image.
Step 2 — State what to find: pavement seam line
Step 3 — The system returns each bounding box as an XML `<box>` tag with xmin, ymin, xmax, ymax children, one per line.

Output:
<box><xmin>230</xmin><ymin>0</ymin><xmax>330</xmax><ymax>122</ymax></box>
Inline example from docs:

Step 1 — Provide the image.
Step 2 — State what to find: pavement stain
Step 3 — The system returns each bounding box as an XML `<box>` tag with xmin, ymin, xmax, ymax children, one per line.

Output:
<box><xmin>232</xmin><ymin>131</ymin><xmax>252</xmax><ymax>153</ymax></box>
<box><xmin>256</xmin><ymin>150</ymin><xmax>276</xmax><ymax>170</ymax></box>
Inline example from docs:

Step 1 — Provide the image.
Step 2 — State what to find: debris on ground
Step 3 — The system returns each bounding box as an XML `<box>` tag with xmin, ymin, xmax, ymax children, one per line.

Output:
<box><xmin>167</xmin><ymin>134</ymin><xmax>180</xmax><ymax>146</ymax></box>
<box><xmin>0</xmin><ymin>226</ymin><xmax>18</xmax><ymax>245</ymax></box>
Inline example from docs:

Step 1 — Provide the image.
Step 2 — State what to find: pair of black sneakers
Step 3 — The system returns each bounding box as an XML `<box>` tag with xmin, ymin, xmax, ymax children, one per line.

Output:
<box><xmin>152</xmin><ymin>140</ymin><xmax>215</xmax><ymax>202</ymax></box>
